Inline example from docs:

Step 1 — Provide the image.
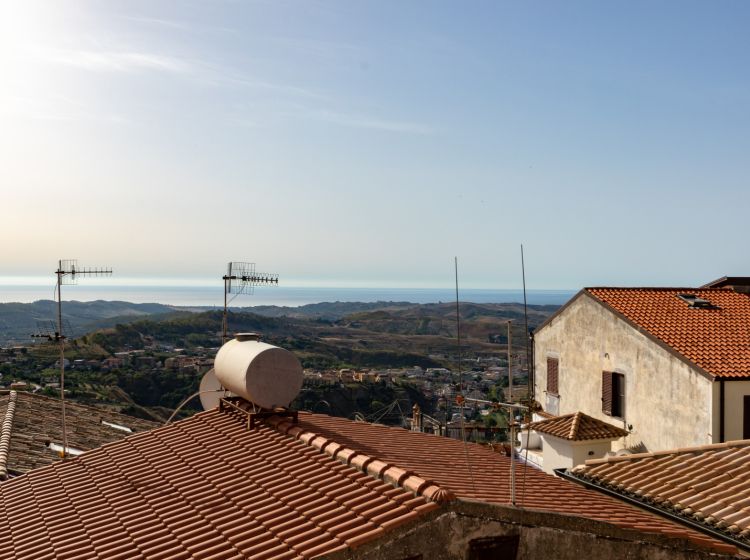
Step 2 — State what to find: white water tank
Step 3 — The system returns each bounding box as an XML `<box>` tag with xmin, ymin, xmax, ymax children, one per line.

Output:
<box><xmin>214</xmin><ymin>333</ymin><xmax>303</xmax><ymax>409</ymax></box>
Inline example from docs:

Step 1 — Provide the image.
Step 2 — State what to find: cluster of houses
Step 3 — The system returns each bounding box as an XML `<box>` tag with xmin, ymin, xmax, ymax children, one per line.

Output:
<box><xmin>0</xmin><ymin>275</ymin><xmax>749</xmax><ymax>559</ymax></box>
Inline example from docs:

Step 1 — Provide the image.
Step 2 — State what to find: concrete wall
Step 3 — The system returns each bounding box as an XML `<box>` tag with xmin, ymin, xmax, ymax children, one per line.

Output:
<box><xmin>534</xmin><ymin>294</ymin><xmax>715</xmax><ymax>451</ymax></box>
<box><xmin>321</xmin><ymin>501</ymin><xmax>734</xmax><ymax>560</ymax></box>
<box><xmin>540</xmin><ymin>435</ymin><xmax>614</xmax><ymax>474</ymax></box>
<box><xmin>724</xmin><ymin>380</ymin><xmax>750</xmax><ymax>441</ymax></box>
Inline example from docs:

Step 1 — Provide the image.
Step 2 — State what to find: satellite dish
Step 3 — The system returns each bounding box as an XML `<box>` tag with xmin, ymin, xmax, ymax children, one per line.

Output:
<box><xmin>199</xmin><ymin>369</ymin><xmax>224</xmax><ymax>411</ymax></box>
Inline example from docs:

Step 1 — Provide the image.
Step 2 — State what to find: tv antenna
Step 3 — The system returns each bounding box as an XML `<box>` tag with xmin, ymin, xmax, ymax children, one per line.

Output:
<box><xmin>222</xmin><ymin>262</ymin><xmax>278</xmax><ymax>343</ymax></box>
<box><xmin>54</xmin><ymin>259</ymin><xmax>112</xmax><ymax>458</ymax></box>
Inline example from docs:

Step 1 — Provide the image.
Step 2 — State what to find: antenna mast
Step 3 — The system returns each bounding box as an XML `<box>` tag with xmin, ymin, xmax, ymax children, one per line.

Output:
<box><xmin>222</xmin><ymin>262</ymin><xmax>278</xmax><ymax>344</ymax></box>
<box><xmin>55</xmin><ymin>259</ymin><xmax>112</xmax><ymax>458</ymax></box>
<box><xmin>521</xmin><ymin>244</ymin><xmax>532</xmax><ymax>401</ymax></box>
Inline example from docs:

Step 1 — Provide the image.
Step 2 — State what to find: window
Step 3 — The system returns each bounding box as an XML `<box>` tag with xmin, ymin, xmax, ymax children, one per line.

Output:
<box><xmin>468</xmin><ymin>536</ymin><xmax>519</xmax><ymax>560</ymax></box>
<box><xmin>546</xmin><ymin>357</ymin><xmax>559</xmax><ymax>395</ymax></box>
<box><xmin>602</xmin><ymin>371</ymin><xmax>625</xmax><ymax>418</ymax></box>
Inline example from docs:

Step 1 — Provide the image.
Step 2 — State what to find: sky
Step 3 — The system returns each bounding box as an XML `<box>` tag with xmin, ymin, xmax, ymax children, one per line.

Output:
<box><xmin>1</xmin><ymin>1</ymin><xmax>749</xmax><ymax>290</ymax></box>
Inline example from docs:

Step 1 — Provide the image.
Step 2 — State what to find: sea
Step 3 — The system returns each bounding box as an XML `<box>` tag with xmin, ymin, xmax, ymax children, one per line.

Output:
<box><xmin>0</xmin><ymin>281</ymin><xmax>575</xmax><ymax>308</ymax></box>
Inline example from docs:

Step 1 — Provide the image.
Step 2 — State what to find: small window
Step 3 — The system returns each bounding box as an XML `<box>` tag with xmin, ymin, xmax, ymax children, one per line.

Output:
<box><xmin>468</xmin><ymin>535</ymin><xmax>519</xmax><ymax>560</ymax></box>
<box><xmin>602</xmin><ymin>371</ymin><xmax>625</xmax><ymax>418</ymax></box>
<box><xmin>677</xmin><ymin>293</ymin><xmax>720</xmax><ymax>309</ymax></box>
<box><xmin>546</xmin><ymin>357</ymin><xmax>559</xmax><ymax>395</ymax></box>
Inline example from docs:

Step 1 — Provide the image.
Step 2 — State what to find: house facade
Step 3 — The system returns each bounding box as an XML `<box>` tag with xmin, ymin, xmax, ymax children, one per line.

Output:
<box><xmin>534</xmin><ymin>287</ymin><xmax>750</xmax><ymax>452</ymax></box>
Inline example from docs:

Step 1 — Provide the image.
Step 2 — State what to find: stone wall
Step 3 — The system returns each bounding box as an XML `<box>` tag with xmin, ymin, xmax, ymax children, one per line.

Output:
<box><xmin>320</xmin><ymin>501</ymin><xmax>736</xmax><ymax>560</ymax></box>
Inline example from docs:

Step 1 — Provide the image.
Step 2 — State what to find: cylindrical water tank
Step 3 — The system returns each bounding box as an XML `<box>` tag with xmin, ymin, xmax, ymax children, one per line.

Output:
<box><xmin>214</xmin><ymin>333</ymin><xmax>303</xmax><ymax>409</ymax></box>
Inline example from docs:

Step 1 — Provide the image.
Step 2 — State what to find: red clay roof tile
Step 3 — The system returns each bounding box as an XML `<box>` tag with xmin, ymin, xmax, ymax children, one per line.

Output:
<box><xmin>0</xmin><ymin>406</ymin><xmax>737</xmax><ymax>558</ymax></box>
<box><xmin>586</xmin><ymin>288</ymin><xmax>750</xmax><ymax>378</ymax></box>
<box><xmin>571</xmin><ymin>439</ymin><xmax>750</xmax><ymax>549</ymax></box>
<box><xmin>528</xmin><ymin>411</ymin><xmax>629</xmax><ymax>441</ymax></box>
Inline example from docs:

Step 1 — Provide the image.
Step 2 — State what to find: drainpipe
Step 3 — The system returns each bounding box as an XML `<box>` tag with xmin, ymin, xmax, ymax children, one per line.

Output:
<box><xmin>719</xmin><ymin>379</ymin><xmax>725</xmax><ymax>443</ymax></box>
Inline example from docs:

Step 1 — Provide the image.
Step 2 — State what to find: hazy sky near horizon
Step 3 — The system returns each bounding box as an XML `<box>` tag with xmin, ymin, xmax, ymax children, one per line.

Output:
<box><xmin>2</xmin><ymin>1</ymin><xmax>749</xmax><ymax>289</ymax></box>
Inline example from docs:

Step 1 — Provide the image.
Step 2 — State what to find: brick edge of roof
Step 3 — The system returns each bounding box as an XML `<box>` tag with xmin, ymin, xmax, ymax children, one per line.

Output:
<box><xmin>264</xmin><ymin>415</ymin><xmax>457</xmax><ymax>505</ymax></box>
<box><xmin>0</xmin><ymin>391</ymin><xmax>18</xmax><ymax>480</ymax></box>
<box><xmin>577</xmin><ymin>438</ymin><xmax>750</xmax><ymax>468</ymax></box>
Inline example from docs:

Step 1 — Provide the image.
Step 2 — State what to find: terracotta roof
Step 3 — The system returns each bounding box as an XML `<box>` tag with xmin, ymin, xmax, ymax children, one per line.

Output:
<box><xmin>293</xmin><ymin>413</ymin><xmax>735</xmax><ymax>554</ymax></box>
<box><xmin>585</xmin><ymin>288</ymin><xmax>750</xmax><ymax>378</ymax></box>
<box><xmin>0</xmin><ymin>390</ymin><xmax>159</xmax><ymax>478</ymax></box>
<box><xmin>569</xmin><ymin>439</ymin><xmax>750</xmax><ymax>550</ymax></box>
<box><xmin>0</xmin><ymin>408</ymin><xmax>442</xmax><ymax>560</ymax></box>
<box><xmin>528</xmin><ymin>412</ymin><xmax>629</xmax><ymax>441</ymax></box>
<box><xmin>0</xmin><ymin>407</ymin><xmax>736</xmax><ymax>558</ymax></box>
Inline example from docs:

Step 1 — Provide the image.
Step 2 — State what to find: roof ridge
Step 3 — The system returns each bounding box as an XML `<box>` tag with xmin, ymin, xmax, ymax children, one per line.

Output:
<box><xmin>585</xmin><ymin>287</ymin><xmax>734</xmax><ymax>291</ymax></box>
<box><xmin>0</xmin><ymin>391</ymin><xmax>18</xmax><ymax>481</ymax></box>
<box><xmin>264</xmin><ymin>415</ymin><xmax>456</xmax><ymax>504</ymax></box>
<box><xmin>569</xmin><ymin>411</ymin><xmax>582</xmax><ymax>439</ymax></box>
<box><xmin>581</xmin><ymin>439</ymin><xmax>750</xmax><ymax>467</ymax></box>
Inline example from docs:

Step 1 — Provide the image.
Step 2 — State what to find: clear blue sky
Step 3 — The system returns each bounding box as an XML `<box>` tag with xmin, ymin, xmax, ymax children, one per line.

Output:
<box><xmin>2</xmin><ymin>1</ymin><xmax>748</xmax><ymax>289</ymax></box>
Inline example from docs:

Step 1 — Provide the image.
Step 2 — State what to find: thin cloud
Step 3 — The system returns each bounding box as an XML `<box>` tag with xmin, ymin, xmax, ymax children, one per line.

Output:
<box><xmin>39</xmin><ymin>48</ymin><xmax>190</xmax><ymax>74</ymax></box>
<box><xmin>118</xmin><ymin>15</ymin><xmax>237</xmax><ymax>35</ymax></box>
<box><xmin>310</xmin><ymin>110</ymin><xmax>434</xmax><ymax>134</ymax></box>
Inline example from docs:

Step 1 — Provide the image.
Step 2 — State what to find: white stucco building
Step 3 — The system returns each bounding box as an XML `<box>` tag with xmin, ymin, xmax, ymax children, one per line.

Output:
<box><xmin>534</xmin><ymin>284</ymin><xmax>750</xmax><ymax>452</ymax></box>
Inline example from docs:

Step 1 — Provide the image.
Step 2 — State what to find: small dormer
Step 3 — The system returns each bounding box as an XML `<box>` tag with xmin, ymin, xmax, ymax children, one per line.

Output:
<box><xmin>677</xmin><ymin>293</ymin><xmax>720</xmax><ymax>310</ymax></box>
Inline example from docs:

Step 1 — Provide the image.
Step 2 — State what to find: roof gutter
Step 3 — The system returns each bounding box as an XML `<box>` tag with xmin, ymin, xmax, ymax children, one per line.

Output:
<box><xmin>554</xmin><ymin>468</ymin><xmax>747</xmax><ymax>555</ymax></box>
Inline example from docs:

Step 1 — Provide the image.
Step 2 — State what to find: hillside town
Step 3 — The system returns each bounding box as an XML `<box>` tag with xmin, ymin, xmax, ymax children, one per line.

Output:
<box><xmin>1</xmin><ymin>275</ymin><xmax>749</xmax><ymax>558</ymax></box>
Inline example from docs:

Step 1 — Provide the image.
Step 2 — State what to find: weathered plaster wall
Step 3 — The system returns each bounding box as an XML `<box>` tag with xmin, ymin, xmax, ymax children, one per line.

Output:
<box><xmin>321</xmin><ymin>501</ymin><xmax>735</xmax><ymax>560</ymax></box>
<box><xmin>724</xmin><ymin>380</ymin><xmax>750</xmax><ymax>441</ymax></box>
<box><xmin>534</xmin><ymin>294</ymin><xmax>715</xmax><ymax>451</ymax></box>
<box><xmin>539</xmin><ymin>436</ymin><xmax>613</xmax><ymax>474</ymax></box>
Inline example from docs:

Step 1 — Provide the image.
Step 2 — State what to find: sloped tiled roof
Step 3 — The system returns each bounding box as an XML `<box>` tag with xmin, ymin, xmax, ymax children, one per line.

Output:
<box><xmin>585</xmin><ymin>288</ymin><xmax>750</xmax><ymax>378</ymax></box>
<box><xmin>569</xmin><ymin>439</ymin><xmax>750</xmax><ymax>550</ymax></box>
<box><xmin>0</xmin><ymin>408</ymin><xmax>443</xmax><ymax>560</ymax></box>
<box><xmin>528</xmin><ymin>412</ymin><xmax>629</xmax><ymax>441</ymax></box>
<box><xmin>0</xmin><ymin>407</ymin><xmax>737</xmax><ymax>558</ymax></box>
<box><xmin>293</xmin><ymin>413</ymin><xmax>734</xmax><ymax>553</ymax></box>
<box><xmin>0</xmin><ymin>390</ymin><xmax>159</xmax><ymax>478</ymax></box>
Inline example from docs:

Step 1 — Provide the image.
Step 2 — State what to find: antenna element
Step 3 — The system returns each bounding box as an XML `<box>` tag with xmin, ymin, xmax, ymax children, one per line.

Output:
<box><xmin>222</xmin><ymin>262</ymin><xmax>278</xmax><ymax>343</ymax></box>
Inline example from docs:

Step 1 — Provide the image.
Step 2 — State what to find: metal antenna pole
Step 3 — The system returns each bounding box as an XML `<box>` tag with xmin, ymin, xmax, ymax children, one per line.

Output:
<box><xmin>521</xmin><ymin>244</ymin><xmax>532</xmax><ymax>401</ymax></box>
<box><xmin>455</xmin><ymin>257</ymin><xmax>462</xmax><ymax>392</ymax></box>
<box><xmin>56</xmin><ymin>261</ymin><xmax>67</xmax><ymax>459</ymax></box>
<box><xmin>507</xmin><ymin>320</ymin><xmax>513</xmax><ymax>402</ymax></box>
<box><xmin>54</xmin><ymin>259</ymin><xmax>112</xmax><ymax>458</ymax></box>
<box><xmin>221</xmin><ymin>262</ymin><xmax>278</xmax><ymax>345</ymax></box>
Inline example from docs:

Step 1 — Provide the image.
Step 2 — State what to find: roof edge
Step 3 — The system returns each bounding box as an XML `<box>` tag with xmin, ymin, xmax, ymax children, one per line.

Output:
<box><xmin>583</xmin><ymin>290</ymin><xmax>719</xmax><ymax>381</ymax></box>
<box><xmin>557</xmin><ymin>467</ymin><xmax>745</xmax><ymax>555</ymax></box>
<box><xmin>533</xmin><ymin>289</ymin><xmax>588</xmax><ymax>333</ymax></box>
<box><xmin>265</xmin><ymin>415</ymin><xmax>456</xmax><ymax>505</ymax></box>
<box><xmin>577</xmin><ymin>438</ymin><xmax>750</xmax><ymax>468</ymax></box>
<box><xmin>0</xmin><ymin>391</ymin><xmax>18</xmax><ymax>481</ymax></box>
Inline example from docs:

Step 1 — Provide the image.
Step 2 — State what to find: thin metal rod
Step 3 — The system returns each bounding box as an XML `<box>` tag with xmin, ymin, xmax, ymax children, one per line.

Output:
<box><xmin>521</xmin><ymin>244</ymin><xmax>532</xmax><ymax>400</ymax></box>
<box><xmin>510</xmin><ymin>422</ymin><xmax>517</xmax><ymax>505</ymax></box>
<box><xmin>507</xmin><ymin>320</ymin><xmax>512</xmax><ymax>401</ymax></box>
<box><xmin>454</xmin><ymin>257</ymin><xmax>462</xmax><ymax>391</ymax></box>
<box><xmin>56</xmin><ymin>261</ymin><xmax>68</xmax><ymax>459</ymax></box>
<box><xmin>222</xmin><ymin>276</ymin><xmax>229</xmax><ymax>344</ymax></box>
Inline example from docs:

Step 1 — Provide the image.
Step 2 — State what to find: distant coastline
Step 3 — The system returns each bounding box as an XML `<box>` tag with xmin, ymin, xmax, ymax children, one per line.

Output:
<box><xmin>0</xmin><ymin>284</ymin><xmax>576</xmax><ymax>307</ymax></box>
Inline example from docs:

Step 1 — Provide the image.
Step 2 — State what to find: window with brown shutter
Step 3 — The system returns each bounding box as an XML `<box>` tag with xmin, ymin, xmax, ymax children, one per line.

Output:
<box><xmin>546</xmin><ymin>357</ymin><xmax>559</xmax><ymax>395</ymax></box>
<box><xmin>602</xmin><ymin>371</ymin><xmax>613</xmax><ymax>415</ymax></box>
<box><xmin>602</xmin><ymin>371</ymin><xmax>625</xmax><ymax>418</ymax></box>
